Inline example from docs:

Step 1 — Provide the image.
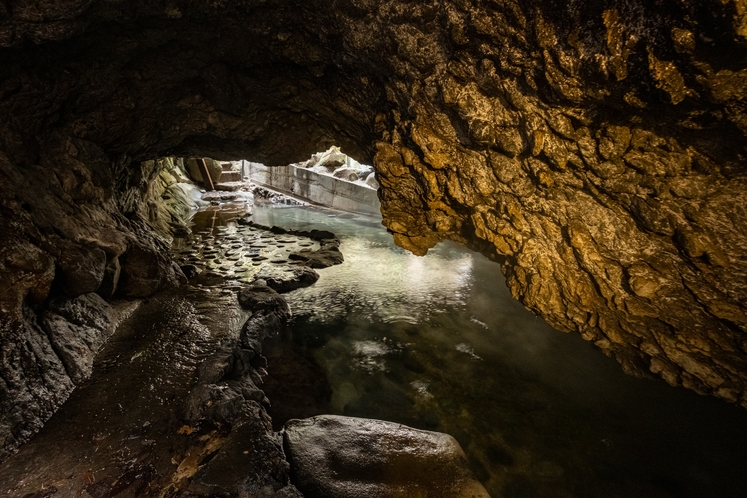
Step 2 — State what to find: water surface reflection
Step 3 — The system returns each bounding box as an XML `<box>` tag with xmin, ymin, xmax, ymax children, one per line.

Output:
<box><xmin>255</xmin><ymin>205</ymin><xmax>747</xmax><ymax>498</ymax></box>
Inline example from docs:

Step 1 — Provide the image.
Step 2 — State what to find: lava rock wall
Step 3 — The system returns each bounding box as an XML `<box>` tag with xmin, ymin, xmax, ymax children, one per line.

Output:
<box><xmin>1</xmin><ymin>0</ymin><xmax>746</xmax><ymax>457</ymax></box>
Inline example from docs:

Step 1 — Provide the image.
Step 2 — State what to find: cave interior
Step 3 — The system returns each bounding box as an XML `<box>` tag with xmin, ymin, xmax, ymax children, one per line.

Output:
<box><xmin>1</xmin><ymin>0</ymin><xmax>747</xmax><ymax>496</ymax></box>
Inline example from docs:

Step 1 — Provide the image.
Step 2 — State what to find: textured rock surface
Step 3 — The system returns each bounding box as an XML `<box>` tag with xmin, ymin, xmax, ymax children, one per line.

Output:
<box><xmin>1</xmin><ymin>0</ymin><xmax>747</xmax><ymax>457</ymax></box>
<box><xmin>256</xmin><ymin>265</ymin><xmax>321</xmax><ymax>294</ymax></box>
<box><xmin>180</xmin><ymin>277</ymin><xmax>301</xmax><ymax>497</ymax></box>
<box><xmin>284</xmin><ymin>414</ymin><xmax>490</xmax><ymax>498</ymax></box>
<box><xmin>0</xmin><ymin>293</ymin><xmax>137</xmax><ymax>461</ymax></box>
<box><xmin>0</xmin><ymin>152</ymin><xmax>189</xmax><ymax>455</ymax></box>
<box><xmin>0</xmin><ymin>282</ymin><xmax>300</xmax><ymax>497</ymax></box>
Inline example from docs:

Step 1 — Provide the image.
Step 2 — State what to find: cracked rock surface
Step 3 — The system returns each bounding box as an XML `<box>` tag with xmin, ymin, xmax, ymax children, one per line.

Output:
<box><xmin>1</xmin><ymin>0</ymin><xmax>747</xmax><ymax>457</ymax></box>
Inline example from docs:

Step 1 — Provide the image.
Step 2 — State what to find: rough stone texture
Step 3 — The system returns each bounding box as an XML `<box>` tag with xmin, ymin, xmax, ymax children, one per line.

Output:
<box><xmin>284</xmin><ymin>415</ymin><xmax>490</xmax><ymax>498</ymax></box>
<box><xmin>256</xmin><ymin>265</ymin><xmax>320</xmax><ymax>294</ymax></box>
<box><xmin>40</xmin><ymin>293</ymin><xmax>115</xmax><ymax>384</ymax></box>
<box><xmin>239</xmin><ymin>281</ymin><xmax>292</xmax><ymax>355</ymax></box>
<box><xmin>239</xmin><ymin>280</ymin><xmax>292</xmax><ymax>315</ymax></box>
<box><xmin>1</xmin><ymin>0</ymin><xmax>747</xmax><ymax>456</ymax></box>
<box><xmin>247</xmin><ymin>161</ymin><xmax>382</xmax><ymax>216</ymax></box>
<box><xmin>0</xmin><ymin>152</ymin><xmax>190</xmax><ymax>456</ymax></box>
<box><xmin>0</xmin><ymin>292</ymin><xmax>134</xmax><ymax>461</ymax></box>
<box><xmin>180</xmin><ymin>277</ymin><xmax>300</xmax><ymax>497</ymax></box>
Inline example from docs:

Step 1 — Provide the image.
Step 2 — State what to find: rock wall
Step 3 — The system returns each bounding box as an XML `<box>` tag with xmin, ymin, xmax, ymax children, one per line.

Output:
<box><xmin>366</xmin><ymin>2</ymin><xmax>747</xmax><ymax>406</ymax></box>
<box><xmin>247</xmin><ymin>162</ymin><xmax>381</xmax><ymax>216</ymax></box>
<box><xmin>0</xmin><ymin>0</ymin><xmax>746</xmax><ymax>456</ymax></box>
<box><xmin>0</xmin><ymin>151</ymin><xmax>192</xmax><ymax>458</ymax></box>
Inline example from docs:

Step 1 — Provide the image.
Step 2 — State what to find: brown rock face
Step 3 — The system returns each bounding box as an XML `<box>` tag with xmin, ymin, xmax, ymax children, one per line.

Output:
<box><xmin>284</xmin><ymin>415</ymin><xmax>490</xmax><ymax>498</ymax></box>
<box><xmin>1</xmin><ymin>0</ymin><xmax>746</xmax><ymax>455</ymax></box>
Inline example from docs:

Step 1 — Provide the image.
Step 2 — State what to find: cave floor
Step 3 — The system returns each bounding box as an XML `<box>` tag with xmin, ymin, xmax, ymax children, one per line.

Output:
<box><xmin>0</xmin><ymin>206</ymin><xmax>324</xmax><ymax>497</ymax></box>
<box><xmin>0</xmin><ymin>286</ymin><xmax>248</xmax><ymax>497</ymax></box>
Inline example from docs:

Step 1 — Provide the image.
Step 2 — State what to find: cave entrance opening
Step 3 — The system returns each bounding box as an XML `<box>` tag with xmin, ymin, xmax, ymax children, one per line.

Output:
<box><xmin>241</xmin><ymin>145</ymin><xmax>381</xmax><ymax>217</ymax></box>
<box><xmin>162</xmin><ymin>152</ymin><xmax>747</xmax><ymax>497</ymax></box>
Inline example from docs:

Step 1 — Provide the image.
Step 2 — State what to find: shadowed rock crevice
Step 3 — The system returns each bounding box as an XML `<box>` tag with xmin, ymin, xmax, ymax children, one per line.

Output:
<box><xmin>1</xmin><ymin>0</ymin><xmax>747</xmax><ymax>458</ymax></box>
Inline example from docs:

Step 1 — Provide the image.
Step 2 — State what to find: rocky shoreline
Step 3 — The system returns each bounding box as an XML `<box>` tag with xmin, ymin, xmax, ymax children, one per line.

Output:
<box><xmin>0</xmin><ymin>200</ymin><xmax>486</xmax><ymax>497</ymax></box>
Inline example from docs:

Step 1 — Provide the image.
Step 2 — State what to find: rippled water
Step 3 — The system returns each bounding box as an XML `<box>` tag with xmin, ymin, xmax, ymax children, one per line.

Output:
<box><xmin>254</xmin><ymin>205</ymin><xmax>747</xmax><ymax>498</ymax></box>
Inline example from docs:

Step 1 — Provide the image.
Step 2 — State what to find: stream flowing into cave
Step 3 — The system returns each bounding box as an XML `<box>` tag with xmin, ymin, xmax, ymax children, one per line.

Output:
<box><xmin>248</xmin><ymin>204</ymin><xmax>747</xmax><ymax>498</ymax></box>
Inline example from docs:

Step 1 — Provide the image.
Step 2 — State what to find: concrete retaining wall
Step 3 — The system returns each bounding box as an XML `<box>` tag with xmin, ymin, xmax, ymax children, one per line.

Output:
<box><xmin>246</xmin><ymin>162</ymin><xmax>381</xmax><ymax>217</ymax></box>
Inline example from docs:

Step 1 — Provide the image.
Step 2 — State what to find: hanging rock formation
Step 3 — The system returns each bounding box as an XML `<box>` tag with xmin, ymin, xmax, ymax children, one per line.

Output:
<box><xmin>1</xmin><ymin>0</ymin><xmax>747</xmax><ymax>457</ymax></box>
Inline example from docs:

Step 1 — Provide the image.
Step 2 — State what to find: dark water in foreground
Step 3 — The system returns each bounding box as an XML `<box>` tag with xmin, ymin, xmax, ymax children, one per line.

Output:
<box><xmin>253</xmin><ymin>205</ymin><xmax>747</xmax><ymax>498</ymax></box>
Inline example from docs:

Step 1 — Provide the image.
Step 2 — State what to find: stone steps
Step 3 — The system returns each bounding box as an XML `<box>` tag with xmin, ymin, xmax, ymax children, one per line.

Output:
<box><xmin>213</xmin><ymin>181</ymin><xmax>243</xmax><ymax>192</ymax></box>
<box><xmin>219</xmin><ymin>170</ymin><xmax>242</xmax><ymax>182</ymax></box>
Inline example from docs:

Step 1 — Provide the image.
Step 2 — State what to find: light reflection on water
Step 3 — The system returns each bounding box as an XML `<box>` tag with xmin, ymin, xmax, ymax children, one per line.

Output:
<box><xmin>287</xmin><ymin>235</ymin><xmax>473</xmax><ymax>324</ymax></box>
<box><xmin>254</xmin><ymin>205</ymin><xmax>747</xmax><ymax>498</ymax></box>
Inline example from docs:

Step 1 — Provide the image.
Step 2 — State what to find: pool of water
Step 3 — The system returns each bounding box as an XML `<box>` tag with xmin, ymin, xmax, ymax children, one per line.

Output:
<box><xmin>253</xmin><ymin>205</ymin><xmax>747</xmax><ymax>498</ymax></box>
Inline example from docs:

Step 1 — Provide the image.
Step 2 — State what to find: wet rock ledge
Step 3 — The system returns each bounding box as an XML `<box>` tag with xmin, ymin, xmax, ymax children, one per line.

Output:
<box><xmin>176</xmin><ymin>278</ymin><xmax>301</xmax><ymax>497</ymax></box>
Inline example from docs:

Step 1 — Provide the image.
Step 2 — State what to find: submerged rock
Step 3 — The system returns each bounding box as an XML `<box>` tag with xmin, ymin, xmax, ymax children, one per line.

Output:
<box><xmin>284</xmin><ymin>415</ymin><xmax>490</xmax><ymax>498</ymax></box>
<box><xmin>256</xmin><ymin>266</ymin><xmax>320</xmax><ymax>293</ymax></box>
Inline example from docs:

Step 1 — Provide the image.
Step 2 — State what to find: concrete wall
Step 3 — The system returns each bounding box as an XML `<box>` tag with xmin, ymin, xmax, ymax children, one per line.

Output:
<box><xmin>247</xmin><ymin>162</ymin><xmax>381</xmax><ymax>217</ymax></box>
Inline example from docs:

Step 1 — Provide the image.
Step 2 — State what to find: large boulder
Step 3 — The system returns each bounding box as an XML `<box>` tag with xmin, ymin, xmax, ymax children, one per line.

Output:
<box><xmin>55</xmin><ymin>240</ymin><xmax>107</xmax><ymax>297</ymax></box>
<box><xmin>332</xmin><ymin>166</ymin><xmax>361</xmax><ymax>181</ymax></box>
<box><xmin>185</xmin><ymin>157</ymin><xmax>223</xmax><ymax>185</ymax></box>
<box><xmin>284</xmin><ymin>415</ymin><xmax>490</xmax><ymax>498</ymax></box>
<box><xmin>40</xmin><ymin>293</ymin><xmax>115</xmax><ymax>383</ymax></box>
<box><xmin>117</xmin><ymin>244</ymin><xmax>185</xmax><ymax>298</ymax></box>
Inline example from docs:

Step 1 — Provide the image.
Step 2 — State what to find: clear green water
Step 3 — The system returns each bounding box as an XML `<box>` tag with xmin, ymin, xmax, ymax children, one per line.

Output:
<box><xmin>253</xmin><ymin>205</ymin><xmax>747</xmax><ymax>498</ymax></box>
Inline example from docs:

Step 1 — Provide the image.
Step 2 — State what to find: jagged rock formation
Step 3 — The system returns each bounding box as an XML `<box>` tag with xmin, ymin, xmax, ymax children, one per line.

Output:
<box><xmin>1</xmin><ymin>0</ymin><xmax>747</xmax><ymax>457</ymax></box>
